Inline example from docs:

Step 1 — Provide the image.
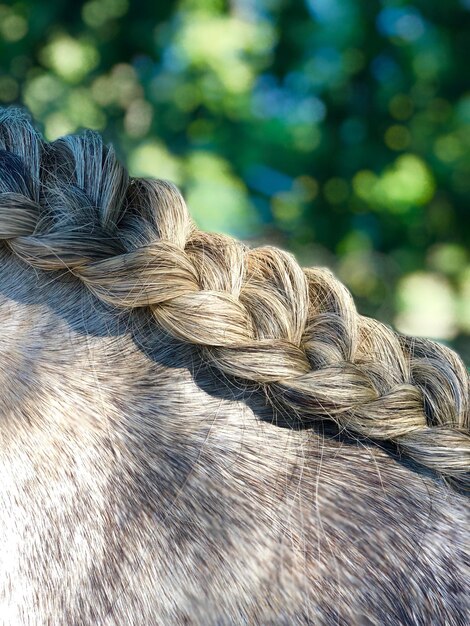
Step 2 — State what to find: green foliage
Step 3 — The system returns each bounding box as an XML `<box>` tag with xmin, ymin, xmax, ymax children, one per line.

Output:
<box><xmin>0</xmin><ymin>0</ymin><xmax>469</xmax><ymax>363</ymax></box>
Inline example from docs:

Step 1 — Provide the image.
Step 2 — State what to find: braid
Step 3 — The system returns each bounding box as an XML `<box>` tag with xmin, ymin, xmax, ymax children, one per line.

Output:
<box><xmin>1</xmin><ymin>108</ymin><xmax>469</xmax><ymax>491</ymax></box>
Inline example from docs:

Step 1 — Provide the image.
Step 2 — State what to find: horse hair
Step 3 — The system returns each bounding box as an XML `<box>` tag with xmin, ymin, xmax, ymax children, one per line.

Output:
<box><xmin>0</xmin><ymin>106</ymin><xmax>468</xmax><ymax>625</ymax></box>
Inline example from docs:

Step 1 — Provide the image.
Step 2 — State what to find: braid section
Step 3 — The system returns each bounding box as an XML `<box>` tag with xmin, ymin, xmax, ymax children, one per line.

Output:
<box><xmin>1</xmin><ymin>108</ymin><xmax>469</xmax><ymax>491</ymax></box>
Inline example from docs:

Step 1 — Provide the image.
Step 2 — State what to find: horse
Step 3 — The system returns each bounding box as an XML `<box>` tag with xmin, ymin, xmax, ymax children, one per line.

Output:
<box><xmin>0</xmin><ymin>107</ymin><xmax>468</xmax><ymax>625</ymax></box>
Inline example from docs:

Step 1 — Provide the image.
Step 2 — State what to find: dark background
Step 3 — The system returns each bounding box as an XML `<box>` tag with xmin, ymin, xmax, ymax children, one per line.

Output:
<box><xmin>0</xmin><ymin>0</ymin><xmax>469</xmax><ymax>366</ymax></box>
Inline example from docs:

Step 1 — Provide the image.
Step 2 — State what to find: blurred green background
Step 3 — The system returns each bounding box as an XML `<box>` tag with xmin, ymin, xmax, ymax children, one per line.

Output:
<box><xmin>0</xmin><ymin>0</ymin><xmax>469</xmax><ymax>365</ymax></box>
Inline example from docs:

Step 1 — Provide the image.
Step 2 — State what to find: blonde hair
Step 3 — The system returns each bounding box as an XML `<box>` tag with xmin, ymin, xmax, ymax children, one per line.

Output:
<box><xmin>1</xmin><ymin>106</ymin><xmax>469</xmax><ymax>492</ymax></box>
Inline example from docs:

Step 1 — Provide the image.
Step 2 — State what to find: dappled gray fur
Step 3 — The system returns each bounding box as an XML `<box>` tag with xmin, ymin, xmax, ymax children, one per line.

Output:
<box><xmin>0</xmin><ymin>107</ymin><xmax>469</xmax><ymax>625</ymax></box>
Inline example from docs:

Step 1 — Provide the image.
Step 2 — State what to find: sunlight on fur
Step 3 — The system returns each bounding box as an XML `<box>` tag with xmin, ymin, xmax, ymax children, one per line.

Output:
<box><xmin>0</xmin><ymin>107</ymin><xmax>468</xmax><ymax>625</ymax></box>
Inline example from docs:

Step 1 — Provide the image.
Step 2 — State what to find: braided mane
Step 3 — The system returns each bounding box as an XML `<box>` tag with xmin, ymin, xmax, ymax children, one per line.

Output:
<box><xmin>1</xmin><ymin>108</ymin><xmax>469</xmax><ymax>491</ymax></box>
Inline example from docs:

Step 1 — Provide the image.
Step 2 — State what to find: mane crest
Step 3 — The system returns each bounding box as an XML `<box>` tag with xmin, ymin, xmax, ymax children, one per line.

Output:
<box><xmin>1</xmin><ymin>106</ymin><xmax>469</xmax><ymax>491</ymax></box>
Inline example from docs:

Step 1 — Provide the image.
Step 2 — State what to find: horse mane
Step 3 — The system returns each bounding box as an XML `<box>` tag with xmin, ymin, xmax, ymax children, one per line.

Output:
<box><xmin>1</xmin><ymin>106</ymin><xmax>468</xmax><ymax>492</ymax></box>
